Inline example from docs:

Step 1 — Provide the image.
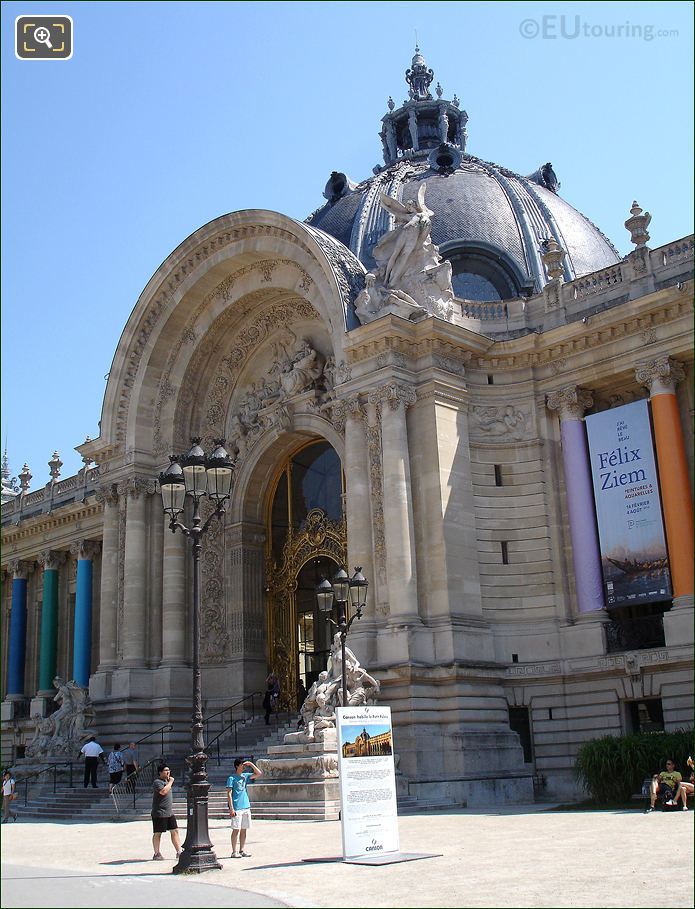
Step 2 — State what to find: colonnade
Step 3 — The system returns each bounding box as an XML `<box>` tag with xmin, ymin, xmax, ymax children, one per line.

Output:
<box><xmin>547</xmin><ymin>355</ymin><xmax>693</xmax><ymax>613</ymax></box>
<box><xmin>6</xmin><ymin>540</ymin><xmax>100</xmax><ymax>700</ymax></box>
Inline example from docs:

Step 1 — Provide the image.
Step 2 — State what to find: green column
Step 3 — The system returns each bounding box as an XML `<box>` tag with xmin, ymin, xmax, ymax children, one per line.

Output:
<box><xmin>38</xmin><ymin>551</ymin><xmax>64</xmax><ymax>693</ymax></box>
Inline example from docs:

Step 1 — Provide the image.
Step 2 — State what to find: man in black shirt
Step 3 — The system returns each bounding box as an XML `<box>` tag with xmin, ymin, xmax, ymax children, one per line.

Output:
<box><xmin>151</xmin><ymin>764</ymin><xmax>182</xmax><ymax>861</ymax></box>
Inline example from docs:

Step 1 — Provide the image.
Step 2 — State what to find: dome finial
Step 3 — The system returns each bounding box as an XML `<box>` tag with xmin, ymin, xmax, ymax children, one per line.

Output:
<box><xmin>406</xmin><ymin>45</ymin><xmax>434</xmax><ymax>101</ymax></box>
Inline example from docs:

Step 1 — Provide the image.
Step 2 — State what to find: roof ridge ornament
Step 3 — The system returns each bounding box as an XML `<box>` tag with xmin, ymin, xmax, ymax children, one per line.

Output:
<box><xmin>406</xmin><ymin>45</ymin><xmax>434</xmax><ymax>101</ymax></box>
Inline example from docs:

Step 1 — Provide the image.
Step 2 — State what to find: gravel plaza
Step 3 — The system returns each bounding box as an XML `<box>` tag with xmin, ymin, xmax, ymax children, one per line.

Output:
<box><xmin>1</xmin><ymin>806</ymin><xmax>693</xmax><ymax>908</ymax></box>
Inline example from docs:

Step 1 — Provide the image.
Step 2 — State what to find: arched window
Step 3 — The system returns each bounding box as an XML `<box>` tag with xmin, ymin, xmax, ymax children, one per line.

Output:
<box><xmin>442</xmin><ymin>244</ymin><xmax>529</xmax><ymax>302</ymax></box>
<box><xmin>269</xmin><ymin>440</ymin><xmax>343</xmax><ymax>562</ymax></box>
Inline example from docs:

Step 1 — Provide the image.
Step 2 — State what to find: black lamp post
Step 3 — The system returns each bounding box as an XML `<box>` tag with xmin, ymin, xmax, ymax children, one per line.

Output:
<box><xmin>159</xmin><ymin>437</ymin><xmax>234</xmax><ymax>874</ymax></box>
<box><xmin>316</xmin><ymin>567</ymin><xmax>369</xmax><ymax>706</ymax></box>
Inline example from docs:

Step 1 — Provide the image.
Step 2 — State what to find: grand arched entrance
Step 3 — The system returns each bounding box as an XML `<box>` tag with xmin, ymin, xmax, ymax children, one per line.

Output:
<box><xmin>265</xmin><ymin>440</ymin><xmax>346</xmax><ymax>708</ymax></box>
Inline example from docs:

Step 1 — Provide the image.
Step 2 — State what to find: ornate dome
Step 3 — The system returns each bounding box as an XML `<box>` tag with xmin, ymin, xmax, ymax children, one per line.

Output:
<box><xmin>306</xmin><ymin>49</ymin><xmax>620</xmax><ymax>302</ymax></box>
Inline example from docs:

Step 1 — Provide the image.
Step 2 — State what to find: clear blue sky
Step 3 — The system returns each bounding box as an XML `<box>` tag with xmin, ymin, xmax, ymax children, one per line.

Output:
<box><xmin>2</xmin><ymin>0</ymin><xmax>693</xmax><ymax>483</ymax></box>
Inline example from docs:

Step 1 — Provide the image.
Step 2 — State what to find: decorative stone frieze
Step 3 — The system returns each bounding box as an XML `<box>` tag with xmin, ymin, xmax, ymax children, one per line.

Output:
<box><xmin>635</xmin><ymin>356</ymin><xmax>685</xmax><ymax>395</ymax></box>
<box><xmin>368</xmin><ymin>382</ymin><xmax>417</xmax><ymax>411</ymax></box>
<box><xmin>70</xmin><ymin>540</ymin><xmax>101</xmax><ymax>561</ymax></box>
<box><xmin>9</xmin><ymin>559</ymin><xmax>33</xmax><ymax>579</ymax></box>
<box><xmin>470</xmin><ymin>404</ymin><xmax>531</xmax><ymax>440</ymax></box>
<box><xmin>546</xmin><ymin>385</ymin><xmax>594</xmax><ymax>421</ymax></box>
<box><xmin>37</xmin><ymin>550</ymin><xmax>67</xmax><ymax>572</ymax></box>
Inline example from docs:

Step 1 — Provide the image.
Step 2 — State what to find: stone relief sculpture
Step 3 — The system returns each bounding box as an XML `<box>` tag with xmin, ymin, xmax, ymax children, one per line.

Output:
<box><xmin>24</xmin><ymin>677</ymin><xmax>97</xmax><ymax>760</ymax></box>
<box><xmin>354</xmin><ymin>183</ymin><xmax>454</xmax><ymax>324</ymax></box>
<box><xmin>472</xmin><ymin>405</ymin><xmax>529</xmax><ymax>441</ymax></box>
<box><xmin>283</xmin><ymin>634</ymin><xmax>381</xmax><ymax>746</ymax></box>
<box><xmin>227</xmin><ymin>333</ymin><xmax>342</xmax><ymax>461</ymax></box>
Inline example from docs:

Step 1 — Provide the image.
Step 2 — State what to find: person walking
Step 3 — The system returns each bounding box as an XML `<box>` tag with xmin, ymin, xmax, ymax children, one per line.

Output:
<box><xmin>121</xmin><ymin>742</ymin><xmax>139</xmax><ymax>792</ymax></box>
<box><xmin>107</xmin><ymin>744</ymin><xmax>125</xmax><ymax>794</ymax></box>
<box><xmin>226</xmin><ymin>758</ymin><xmax>262</xmax><ymax>858</ymax></box>
<box><xmin>263</xmin><ymin>672</ymin><xmax>280</xmax><ymax>725</ymax></box>
<box><xmin>79</xmin><ymin>736</ymin><xmax>105</xmax><ymax>789</ymax></box>
<box><xmin>2</xmin><ymin>770</ymin><xmax>18</xmax><ymax>823</ymax></box>
<box><xmin>151</xmin><ymin>764</ymin><xmax>182</xmax><ymax>861</ymax></box>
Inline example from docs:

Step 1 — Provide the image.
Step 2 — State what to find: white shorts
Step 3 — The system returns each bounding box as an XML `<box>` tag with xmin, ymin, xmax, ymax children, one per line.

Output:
<box><xmin>231</xmin><ymin>808</ymin><xmax>252</xmax><ymax>829</ymax></box>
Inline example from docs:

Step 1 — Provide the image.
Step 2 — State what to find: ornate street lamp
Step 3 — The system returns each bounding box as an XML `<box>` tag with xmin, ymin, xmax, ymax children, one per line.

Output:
<box><xmin>158</xmin><ymin>437</ymin><xmax>234</xmax><ymax>874</ymax></box>
<box><xmin>316</xmin><ymin>567</ymin><xmax>369</xmax><ymax>707</ymax></box>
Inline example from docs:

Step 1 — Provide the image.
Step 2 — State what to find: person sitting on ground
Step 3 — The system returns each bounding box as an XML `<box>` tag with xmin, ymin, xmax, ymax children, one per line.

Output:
<box><xmin>675</xmin><ymin>756</ymin><xmax>694</xmax><ymax>811</ymax></box>
<box><xmin>647</xmin><ymin>758</ymin><xmax>682</xmax><ymax>811</ymax></box>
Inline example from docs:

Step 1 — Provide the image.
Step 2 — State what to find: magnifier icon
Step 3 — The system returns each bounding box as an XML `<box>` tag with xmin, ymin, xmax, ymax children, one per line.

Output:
<box><xmin>33</xmin><ymin>26</ymin><xmax>53</xmax><ymax>49</ymax></box>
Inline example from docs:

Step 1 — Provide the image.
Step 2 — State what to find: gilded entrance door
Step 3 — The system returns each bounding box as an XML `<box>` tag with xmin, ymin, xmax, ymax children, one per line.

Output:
<box><xmin>265</xmin><ymin>509</ymin><xmax>346</xmax><ymax>709</ymax></box>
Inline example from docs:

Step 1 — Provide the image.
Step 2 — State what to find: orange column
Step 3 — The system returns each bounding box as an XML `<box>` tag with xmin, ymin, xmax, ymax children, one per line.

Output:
<box><xmin>637</xmin><ymin>358</ymin><xmax>694</xmax><ymax>598</ymax></box>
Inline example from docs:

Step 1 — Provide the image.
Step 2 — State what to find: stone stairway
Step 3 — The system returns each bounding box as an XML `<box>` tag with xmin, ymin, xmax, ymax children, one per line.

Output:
<box><xmin>14</xmin><ymin>714</ymin><xmax>459</xmax><ymax>822</ymax></box>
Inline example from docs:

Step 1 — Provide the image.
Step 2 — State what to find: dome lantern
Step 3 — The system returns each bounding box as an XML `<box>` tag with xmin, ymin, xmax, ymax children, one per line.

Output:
<box><xmin>380</xmin><ymin>47</ymin><xmax>469</xmax><ymax>166</ymax></box>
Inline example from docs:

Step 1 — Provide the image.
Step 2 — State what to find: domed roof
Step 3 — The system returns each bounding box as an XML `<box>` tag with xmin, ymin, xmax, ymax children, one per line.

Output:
<box><xmin>306</xmin><ymin>50</ymin><xmax>620</xmax><ymax>301</ymax></box>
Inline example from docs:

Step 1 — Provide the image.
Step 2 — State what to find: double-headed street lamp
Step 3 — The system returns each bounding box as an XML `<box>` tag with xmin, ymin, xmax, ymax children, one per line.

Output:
<box><xmin>159</xmin><ymin>437</ymin><xmax>234</xmax><ymax>874</ymax></box>
<box><xmin>316</xmin><ymin>567</ymin><xmax>369</xmax><ymax>707</ymax></box>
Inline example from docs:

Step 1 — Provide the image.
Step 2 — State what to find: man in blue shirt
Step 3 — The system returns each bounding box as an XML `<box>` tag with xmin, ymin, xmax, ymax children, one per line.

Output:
<box><xmin>226</xmin><ymin>757</ymin><xmax>263</xmax><ymax>858</ymax></box>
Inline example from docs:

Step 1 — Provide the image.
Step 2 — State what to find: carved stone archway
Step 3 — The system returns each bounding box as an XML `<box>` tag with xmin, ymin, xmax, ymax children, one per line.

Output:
<box><xmin>265</xmin><ymin>509</ymin><xmax>347</xmax><ymax>705</ymax></box>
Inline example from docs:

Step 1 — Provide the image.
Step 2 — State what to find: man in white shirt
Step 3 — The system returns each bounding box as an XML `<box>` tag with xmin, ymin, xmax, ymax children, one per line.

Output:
<box><xmin>2</xmin><ymin>770</ymin><xmax>18</xmax><ymax>822</ymax></box>
<box><xmin>79</xmin><ymin>737</ymin><xmax>105</xmax><ymax>788</ymax></box>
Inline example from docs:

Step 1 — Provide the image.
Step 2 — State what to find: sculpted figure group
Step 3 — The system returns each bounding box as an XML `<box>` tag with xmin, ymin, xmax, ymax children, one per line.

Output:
<box><xmin>25</xmin><ymin>677</ymin><xmax>97</xmax><ymax>760</ymax></box>
<box><xmin>355</xmin><ymin>182</ymin><xmax>454</xmax><ymax>324</ymax></box>
<box><xmin>284</xmin><ymin>634</ymin><xmax>380</xmax><ymax>745</ymax></box>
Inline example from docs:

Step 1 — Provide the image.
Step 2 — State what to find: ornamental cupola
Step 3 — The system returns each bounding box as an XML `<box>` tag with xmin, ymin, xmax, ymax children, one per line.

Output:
<box><xmin>379</xmin><ymin>46</ymin><xmax>469</xmax><ymax>170</ymax></box>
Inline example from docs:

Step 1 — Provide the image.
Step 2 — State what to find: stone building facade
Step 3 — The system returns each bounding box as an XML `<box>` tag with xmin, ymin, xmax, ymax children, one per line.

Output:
<box><xmin>2</xmin><ymin>50</ymin><xmax>693</xmax><ymax>801</ymax></box>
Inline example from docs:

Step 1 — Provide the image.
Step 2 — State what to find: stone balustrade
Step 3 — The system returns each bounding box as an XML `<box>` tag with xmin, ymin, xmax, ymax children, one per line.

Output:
<box><xmin>0</xmin><ymin>467</ymin><xmax>100</xmax><ymax>524</ymax></box>
<box><xmin>457</xmin><ymin>233</ymin><xmax>693</xmax><ymax>336</ymax></box>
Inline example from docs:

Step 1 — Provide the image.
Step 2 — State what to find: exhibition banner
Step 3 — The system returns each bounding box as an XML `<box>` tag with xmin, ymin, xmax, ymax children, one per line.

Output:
<box><xmin>585</xmin><ymin>399</ymin><xmax>671</xmax><ymax>606</ymax></box>
<box><xmin>336</xmin><ymin>705</ymin><xmax>399</xmax><ymax>859</ymax></box>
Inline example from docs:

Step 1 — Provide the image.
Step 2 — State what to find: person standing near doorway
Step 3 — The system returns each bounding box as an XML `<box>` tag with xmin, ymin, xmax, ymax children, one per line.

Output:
<box><xmin>226</xmin><ymin>758</ymin><xmax>263</xmax><ymax>858</ymax></box>
<box><xmin>79</xmin><ymin>736</ymin><xmax>105</xmax><ymax>788</ymax></box>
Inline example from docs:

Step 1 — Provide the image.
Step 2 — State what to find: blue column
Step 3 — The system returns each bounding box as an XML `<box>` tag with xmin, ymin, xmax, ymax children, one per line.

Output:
<box><xmin>72</xmin><ymin>542</ymin><xmax>98</xmax><ymax>687</ymax></box>
<box><xmin>7</xmin><ymin>562</ymin><xmax>31</xmax><ymax>696</ymax></box>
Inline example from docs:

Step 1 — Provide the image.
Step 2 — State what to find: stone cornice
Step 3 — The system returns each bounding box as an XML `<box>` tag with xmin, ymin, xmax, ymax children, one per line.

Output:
<box><xmin>1</xmin><ymin>501</ymin><xmax>103</xmax><ymax>550</ymax></box>
<box><xmin>474</xmin><ymin>287</ymin><xmax>692</xmax><ymax>373</ymax></box>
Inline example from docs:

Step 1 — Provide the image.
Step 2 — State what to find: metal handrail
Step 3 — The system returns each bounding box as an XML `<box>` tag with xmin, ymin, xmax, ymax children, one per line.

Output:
<box><xmin>203</xmin><ymin>692</ymin><xmax>261</xmax><ymax>743</ymax></box>
<box><xmin>205</xmin><ymin>696</ymin><xmax>294</xmax><ymax>766</ymax></box>
<box><xmin>131</xmin><ymin>723</ymin><xmax>174</xmax><ymax>758</ymax></box>
<box><xmin>15</xmin><ymin>761</ymin><xmax>76</xmax><ymax>807</ymax></box>
<box><xmin>110</xmin><ymin>758</ymin><xmax>159</xmax><ymax>816</ymax></box>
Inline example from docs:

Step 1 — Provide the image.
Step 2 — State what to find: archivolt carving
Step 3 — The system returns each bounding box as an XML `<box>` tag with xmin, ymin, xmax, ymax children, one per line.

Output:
<box><xmin>365</xmin><ymin>415</ymin><xmax>387</xmax><ymax>609</ymax></box>
<box><xmin>199</xmin><ymin>497</ymin><xmax>230</xmax><ymax>663</ymax></box>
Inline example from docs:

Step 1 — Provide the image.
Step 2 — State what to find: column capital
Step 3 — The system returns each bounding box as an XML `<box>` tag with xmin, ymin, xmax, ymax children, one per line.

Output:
<box><xmin>37</xmin><ymin>550</ymin><xmax>67</xmax><ymax>572</ymax></box>
<box><xmin>95</xmin><ymin>482</ymin><xmax>119</xmax><ymax>507</ymax></box>
<box><xmin>117</xmin><ymin>476</ymin><xmax>157</xmax><ymax>498</ymax></box>
<box><xmin>635</xmin><ymin>356</ymin><xmax>685</xmax><ymax>396</ymax></box>
<box><xmin>70</xmin><ymin>540</ymin><xmax>101</xmax><ymax>561</ymax></box>
<box><xmin>8</xmin><ymin>559</ymin><xmax>33</xmax><ymax>580</ymax></box>
<box><xmin>546</xmin><ymin>385</ymin><xmax>593</xmax><ymax>421</ymax></box>
<box><xmin>368</xmin><ymin>383</ymin><xmax>417</xmax><ymax>412</ymax></box>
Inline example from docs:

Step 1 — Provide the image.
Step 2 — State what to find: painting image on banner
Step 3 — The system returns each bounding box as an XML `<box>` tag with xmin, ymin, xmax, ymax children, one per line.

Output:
<box><xmin>337</xmin><ymin>706</ymin><xmax>399</xmax><ymax>859</ymax></box>
<box><xmin>585</xmin><ymin>399</ymin><xmax>671</xmax><ymax>606</ymax></box>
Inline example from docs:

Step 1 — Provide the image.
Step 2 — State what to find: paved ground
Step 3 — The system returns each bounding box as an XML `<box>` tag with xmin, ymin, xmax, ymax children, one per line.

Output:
<box><xmin>1</xmin><ymin>805</ymin><xmax>692</xmax><ymax>908</ymax></box>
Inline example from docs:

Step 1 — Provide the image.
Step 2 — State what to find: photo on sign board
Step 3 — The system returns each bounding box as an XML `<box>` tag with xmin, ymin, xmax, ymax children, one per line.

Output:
<box><xmin>340</xmin><ymin>723</ymin><xmax>392</xmax><ymax>759</ymax></box>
